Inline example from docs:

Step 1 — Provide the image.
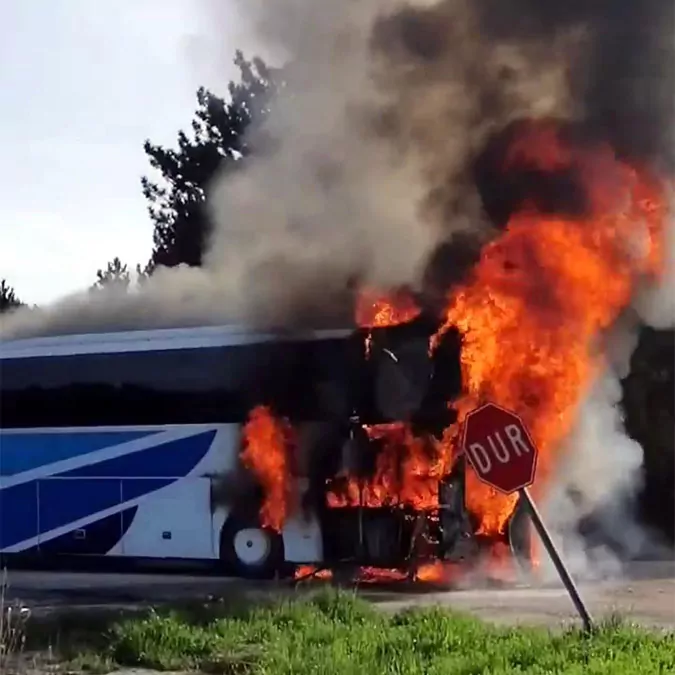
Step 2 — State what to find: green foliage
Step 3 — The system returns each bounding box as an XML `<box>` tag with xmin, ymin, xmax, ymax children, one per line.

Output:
<box><xmin>141</xmin><ymin>51</ymin><xmax>280</xmax><ymax>271</ymax></box>
<box><xmin>44</xmin><ymin>591</ymin><xmax>675</xmax><ymax>674</ymax></box>
<box><xmin>0</xmin><ymin>279</ymin><xmax>23</xmax><ymax>313</ymax></box>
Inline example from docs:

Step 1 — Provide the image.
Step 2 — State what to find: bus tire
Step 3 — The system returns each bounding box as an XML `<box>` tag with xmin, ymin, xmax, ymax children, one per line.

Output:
<box><xmin>219</xmin><ymin>512</ymin><xmax>284</xmax><ymax>580</ymax></box>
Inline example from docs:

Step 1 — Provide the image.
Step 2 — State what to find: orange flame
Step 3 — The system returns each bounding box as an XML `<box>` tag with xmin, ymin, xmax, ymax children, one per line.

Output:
<box><xmin>294</xmin><ymin>565</ymin><xmax>333</xmax><ymax>581</ymax></box>
<box><xmin>240</xmin><ymin>405</ymin><xmax>296</xmax><ymax>531</ymax></box>
<box><xmin>415</xmin><ymin>560</ymin><xmax>464</xmax><ymax>585</ymax></box>
<box><xmin>433</xmin><ymin>124</ymin><xmax>669</xmax><ymax>536</ymax></box>
<box><xmin>326</xmin><ymin>423</ymin><xmax>456</xmax><ymax>510</ymax></box>
<box><xmin>356</xmin><ymin>567</ymin><xmax>409</xmax><ymax>583</ymax></box>
<box><xmin>356</xmin><ymin>287</ymin><xmax>421</xmax><ymax>328</ymax></box>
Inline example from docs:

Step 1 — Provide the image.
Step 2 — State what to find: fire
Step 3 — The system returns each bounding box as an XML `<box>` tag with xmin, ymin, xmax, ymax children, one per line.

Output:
<box><xmin>294</xmin><ymin>565</ymin><xmax>333</xmax><ymax>581</ymax></box>
<box><xmin>237</xmin><ymin>120</ymin><xmax>669</xmax><ymax>583</ymax></box>
<box><xmin>326</xmin><ymin>423</ymin><xmax>455</xmax><ymax>509</ymax></box>
<box><xmin>327</xmin><ymin>288</ymin><xmax>450</xmax><ymax>510</ymax></box>
<box><xmin>325</xmin><ymin>288</ymin><xmax>450</xmax><ymax>510</ymax></box>
<box><xmin>415</xmin><ymin>560</ymin><xmax>463</xmax><ymax>585</ymax></box>
<box><xmin>350</xmin><ymin>567</ymin><xmax>406</xmax><ymax>583</ymax></box>
<box><xmin>356</xmin><ymin>287</ymin><xmax>421</xmax><ymax>327</ymax></box>
<box><xmin>433</xmin><ymin>122</ymin><xmax>669</xmax><ymax>536</ymax></box>
<box><xmin>240</xmin><ymin>405</ymin><xmax>295</xmax><ymax>532</ymax></box>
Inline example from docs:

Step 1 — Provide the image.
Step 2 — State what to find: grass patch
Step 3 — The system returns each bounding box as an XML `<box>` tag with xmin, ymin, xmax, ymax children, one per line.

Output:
<box><xmin>20</xmin><ymin>589</ymin><xmax>675</xmax><ymax>674</ymax></box>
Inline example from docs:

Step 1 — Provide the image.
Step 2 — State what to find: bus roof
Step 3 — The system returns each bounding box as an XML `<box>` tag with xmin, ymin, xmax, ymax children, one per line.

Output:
<box><xmin>0</xmin><ymin>324</ymin><xmax>353</xmax><ymax>359</ymax></box>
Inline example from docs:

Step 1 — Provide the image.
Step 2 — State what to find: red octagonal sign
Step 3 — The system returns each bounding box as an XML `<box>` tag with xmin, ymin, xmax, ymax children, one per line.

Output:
<box><xmin>461</xmin><ymin>402</ymin><xmax>539</xmax><ymax>495</ymax></box>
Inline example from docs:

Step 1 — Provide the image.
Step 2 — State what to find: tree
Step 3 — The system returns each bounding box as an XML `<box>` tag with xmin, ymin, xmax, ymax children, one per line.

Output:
<box><xmin>93</xmin><ymin>258</ymin><xmax>149</xmax><ymax>291</ymax></box>
<box><xmin>141</xmin><ymin>52</ymin><xmax>280</xmax><ymax>271</ymax></box>
<box><xmin>0</xmin><ymin>278</ymin><xmax>23</xmax><ymax>313</ymax></box>
<box><xmin>93</xmin><ymin>257</ymin><xmax>131</xmax><ymax>290</ymax></box>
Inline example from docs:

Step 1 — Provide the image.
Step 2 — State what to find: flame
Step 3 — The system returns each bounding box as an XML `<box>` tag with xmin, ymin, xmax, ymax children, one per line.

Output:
<box><xmin>433</xmin><ymin>122</ymin><xmax>669</xmax><ymax>536</ymax></box>
<box><xmin>357</xmin><ymin>287</ymin><xmax>421</xmax><ymax>359</ymax></box>
<box><xmin>356</xmin><ymin>287</ymin><xmax>421</xmax><ymax>328</ymax></box>
<box><xmin>337</xmin><ymin>288</ymin><xmax>448</xmax><ymax>512</ymax></box>
<box><xmin>294</xmin><ymin>565</ymin><xmax>333</xmax><ymax>581</ymax></box>
<box><xmin>294</xmin><ymin>564</ymin><xmax>439</xmax><ymax>585</ymax></box>
<box><xmin>326</xmin><ymin>423</ymin><xmax>456</xmax><ymax>510</ymax></box>
<box><xmin>356</xmin><ymin>567</ymin><xmax>409</xmax><ymax>583</ymax></box>
<box><xmin>240</xmin><ymin>405</ymin><xmax>296</xmax><ymax>532</ymax></box>
<box><xmin>415</xmin><ymin>560</ymin><xmax>464</xmax><ymax>585</ymax></box>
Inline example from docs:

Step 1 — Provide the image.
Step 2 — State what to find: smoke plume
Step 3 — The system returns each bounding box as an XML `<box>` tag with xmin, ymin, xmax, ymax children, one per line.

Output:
<box><xmin>0</xmin><ymin>0</ymin><xmax>629</xmax><ymax>336</ymax></box>
<box><xmin>3</xmin><ymin>0</ymin><xmax>672</xmax><ymax>337</ymax></box>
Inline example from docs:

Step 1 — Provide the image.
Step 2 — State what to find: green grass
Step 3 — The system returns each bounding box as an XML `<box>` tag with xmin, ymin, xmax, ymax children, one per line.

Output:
<box><xmin>21</xmin><ymin>590</ymin><xmax>675</xmax><ymax>674</ymax></box>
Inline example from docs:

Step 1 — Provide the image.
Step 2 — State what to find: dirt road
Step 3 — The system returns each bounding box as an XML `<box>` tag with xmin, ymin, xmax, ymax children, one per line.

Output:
<box><xmin>4</xmin><ymin>562</ymin><xmax>674</xmax><ymax>630</ymax></box>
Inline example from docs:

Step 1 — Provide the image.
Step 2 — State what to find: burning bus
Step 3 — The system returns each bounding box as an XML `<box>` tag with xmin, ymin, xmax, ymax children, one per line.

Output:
<box><xmin>0</xmin><ymin>303</ymin><xmax>531</xmax><ymax>581</ymax></box>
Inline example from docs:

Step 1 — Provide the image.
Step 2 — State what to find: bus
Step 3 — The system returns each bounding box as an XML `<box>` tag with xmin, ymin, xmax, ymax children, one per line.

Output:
<box><xmin>0</xmin><ymin>321</ymin><xmax>530</xmax><ymax>578</ymax></box>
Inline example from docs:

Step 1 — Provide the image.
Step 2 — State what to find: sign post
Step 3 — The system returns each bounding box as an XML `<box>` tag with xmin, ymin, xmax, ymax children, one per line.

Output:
<box><xmin>461</xmin><ymin>402</ymin><xmax>594</xmax><ymax>633</ymax></box>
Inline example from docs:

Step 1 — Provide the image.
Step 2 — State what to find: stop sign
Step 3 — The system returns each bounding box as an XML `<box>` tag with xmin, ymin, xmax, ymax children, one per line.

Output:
<box><xmin>461</xmin><ymin>402</ymin><xmax>538</xmax><ymax>494</ymax></box>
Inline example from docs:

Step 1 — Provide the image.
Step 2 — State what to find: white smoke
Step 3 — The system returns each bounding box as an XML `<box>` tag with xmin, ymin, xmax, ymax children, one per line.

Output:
<box><xmin>541</xmin><ymin>360</ymin><xmax>645</xmax><ymax>582</ymax></box>
<box><xmin>540</xmin><ymin>192</ymin><xmax>675</xmax><ymax>584</ymax></box>
<box><xmin>0</xmin><ymin>0</ymin><xmax>433</xmax><ymax>339</ymax></box>
<box><xmin>200</xmin><ymin>0</ymin><xmax>581</xmax><ymax>324</ymax></box>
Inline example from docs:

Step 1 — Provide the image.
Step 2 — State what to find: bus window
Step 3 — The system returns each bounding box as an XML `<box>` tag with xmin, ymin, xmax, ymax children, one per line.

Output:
<box><xmin>1</xmin><ymin>347</ymin><xmax>243</xmax><ymax>427</ymax></box>
<box><xmin>0</xmin><ymin>335</ymin><xmax>355</xmax><ymax>429</ymax></box>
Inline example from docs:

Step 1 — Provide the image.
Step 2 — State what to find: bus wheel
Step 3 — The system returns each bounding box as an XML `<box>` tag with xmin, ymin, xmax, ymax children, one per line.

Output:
<box><xmin>219</xmin><ymin>512</ymin><xmax>284</xmax><ymax>580</ymax></box>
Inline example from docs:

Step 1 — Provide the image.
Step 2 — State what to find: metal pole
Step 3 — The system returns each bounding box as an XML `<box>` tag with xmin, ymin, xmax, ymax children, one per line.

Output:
<box><xmin>519</xmin><ymin>487</ymin><xmax>595</xmax><ymax>633</ymax></box>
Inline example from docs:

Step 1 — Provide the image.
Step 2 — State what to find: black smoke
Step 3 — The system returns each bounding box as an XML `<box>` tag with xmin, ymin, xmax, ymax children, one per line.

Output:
<box><xmin>370</xmin><ymin>0</ymin><xmax>674</xmax><ymax>298</ymax></box>
<box><xmin>477</xmin><ymin>0</ymin><xmax>675</xmax><ymax>171</ymax></box>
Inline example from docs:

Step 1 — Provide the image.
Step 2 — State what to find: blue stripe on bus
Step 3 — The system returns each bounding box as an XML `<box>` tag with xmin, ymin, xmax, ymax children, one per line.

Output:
<box><xmin>38</xmin><ymin>478</ymin><xmax>123</xmax><ymax>534</ymax></box>
<box><xmin>59</xmin><ymin>430</ymin><xmax>216</xmax><ymax>479</ymax></box>
<box><xmin>0</xmin><ymin>430</ymin><xmax>216</xmax><ymax>550</ymax></box>
<box><xmin>0</xmin><ymin>479</ymin><xmax>172</xmax><ymax>551</ymax></box>
<box><xmin>0</xmin><ymin>431</ymin><xmax>156</xmax><ymax>477</ymax></box>
<box><xmin>0</xmin><ymin>482</ymin><xmax>39</xmax><ymax>550</ymax></box>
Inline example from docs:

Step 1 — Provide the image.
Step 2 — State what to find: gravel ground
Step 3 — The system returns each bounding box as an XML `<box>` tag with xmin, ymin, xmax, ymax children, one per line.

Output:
<box><xmin>4</xmin><ymin>561</ymin><xmax>675</xmax><ymax>630</ymax></box>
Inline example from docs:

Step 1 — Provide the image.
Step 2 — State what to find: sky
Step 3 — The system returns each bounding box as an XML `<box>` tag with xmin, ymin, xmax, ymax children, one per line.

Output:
<box><xmin>0</xmin><ymin>0</ymin><xmax>255</xmax><ymax>306</ymax></box>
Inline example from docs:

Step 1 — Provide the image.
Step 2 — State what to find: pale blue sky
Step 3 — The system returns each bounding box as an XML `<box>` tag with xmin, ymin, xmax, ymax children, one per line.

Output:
<box><xmin>1</xmin><ymin>1</ymin><xmax>252</xmax><ymax>305</ymax></box>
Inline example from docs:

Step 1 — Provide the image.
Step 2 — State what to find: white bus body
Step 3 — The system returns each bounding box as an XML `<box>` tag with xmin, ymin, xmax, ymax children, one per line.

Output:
<box><xmin>0</xmin><ymin>325</ymin><xmax>353</xmax><ymax>576</ymax></box>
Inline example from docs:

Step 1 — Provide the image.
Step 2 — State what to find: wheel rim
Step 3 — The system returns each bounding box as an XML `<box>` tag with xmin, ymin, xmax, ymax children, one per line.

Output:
<box><xmin>233</xmin><ymin>528</ymin><xmax>272</xmax><ymax>567</ymax></box>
